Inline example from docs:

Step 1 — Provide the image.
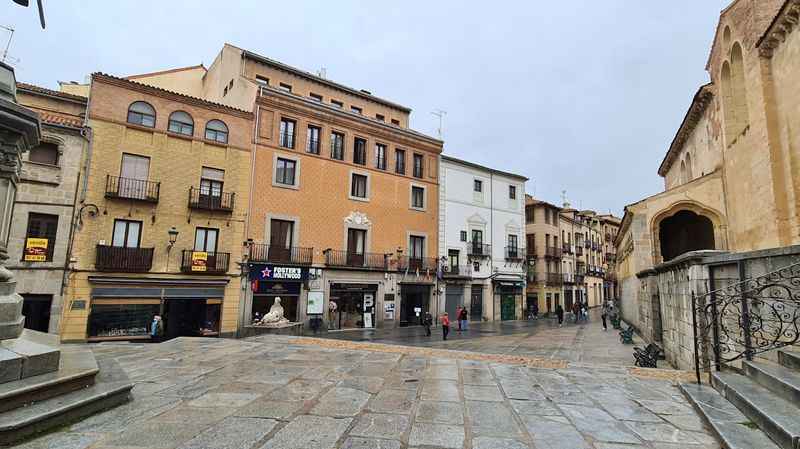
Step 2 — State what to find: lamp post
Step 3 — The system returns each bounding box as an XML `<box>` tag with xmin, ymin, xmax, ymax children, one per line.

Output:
<box><xmin>166</xmin><ymin>227</ymin><xmax>179</xmax><ymax>271</ymax></box>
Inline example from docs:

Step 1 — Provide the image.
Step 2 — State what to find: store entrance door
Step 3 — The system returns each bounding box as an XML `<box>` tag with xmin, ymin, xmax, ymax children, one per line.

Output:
<box><xmin>470</xmin><ymin>286</ymin><xmax>483</xmax><ymax>321</ymax></box>
<box><xmin>329</xmin><ymin>284</ymin><xmax>377</xmax><ymax>329</ymax></box>
<box><xmin>163</xmin><ymin>299</ymin><xmax>220</xmax><ymax>339</ymax></box>
<box><xmin>22</xmin><ymin>294</ymin><xmax>52</xmax><ymax>332</ymax></box>
<box><xmin>445</xmin><ymin>288</ymin><xmax>462</xmax><ymax>322</ymax></box>
<box><xmin>501</xmin><ymin>294</ymin><xmax>516</xmax><ymax>321</ymax></box>
<box><xmin>400</xmin><ymin>284</ymin><xmax>430</xmax><ymax>327</ymax></box>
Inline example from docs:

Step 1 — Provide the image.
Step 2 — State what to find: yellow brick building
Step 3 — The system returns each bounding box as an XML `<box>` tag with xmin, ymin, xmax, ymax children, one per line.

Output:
<box><xmin>59</xmin><ymin>74</ymin><xmax>252</xmax><ymax>342</ymax></box>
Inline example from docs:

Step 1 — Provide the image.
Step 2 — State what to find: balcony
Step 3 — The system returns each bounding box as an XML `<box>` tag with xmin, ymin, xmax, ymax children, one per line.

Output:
<box><xmin>188</xmin><ymin>187</ymin><xmax>235</xmax><ymax>213</ymax></box>
<box><xmin>526</xmin><ymin>246</ymin><xmax>537</xmax><ymax>257</ymax></box>
<box><xmin>562</xmin><ymin>244</ymin><xmax>572</xmax><ymax>254</ymax></box>
<box><xmin>180</xmin><ymin>250</ymin><xmax>230</xmax><ymax>274</ymax></box>
<box><xmin>95</xmin><ymin>245</ymin><xmax>154</xmax><ymax>272</ymax></box>
<box><xmin>563</xmin><ymin>273</ymin><xmax>575</xmax><ymax>284</ymax></box>
<box><xmin>545</xmin><ymin>246</ymin><xmax>562</xmax><ymax>258</ymax></box>
<box><xmin>592</xmin><ymin>242</ymin><xmax>599</xmax><ymax>251</ymax></box>
<box><xmin>249</xmin><ymin>243</ymin><xmax>313</xmax><ymax>265</ymax></box>
<box><xmin>505</xmin><ymin>246</ymin><xmax>523</xmax><ymax>261</ymax></box>
<box><xmin>584</xmin><ymin>241</ymin><xmax>591</xmax><ymax>249</ymax></box>
<box><xmin>546</xmin><ymin>272</ymin><xmax>563</xmax><ymax>285</ymax></box>
<box><xmin>325</xmin><ymin>250</ymin><xmax>388</xmax><ymax>270</ymax></box>
<box><xmin>443</xmin><ymin>264</ymin><xmax>473</xmax><ymax>278</ymax></box>
<box><xmin>398</xmin><ymin>256</ymin><xmax>438</xmax><ymax>272</ymax></box>
<box><xmin>575</xmin><ymin>274</ymin><xmax>585</xmax><ymax>284</ymax></box>
<box><xmin>575</xmin><ymin>246</ymin><xmax>584</xmax><ymax>256</ymax></box>
<box><xmin>467</xmin><ymin>243</ymin><xmax>491</xmax><ymax>258</ymax></box>
<box><xmin>105</xmin><ymin>175</ymin><xmax>160</xmax><ymax>203</ymax></box>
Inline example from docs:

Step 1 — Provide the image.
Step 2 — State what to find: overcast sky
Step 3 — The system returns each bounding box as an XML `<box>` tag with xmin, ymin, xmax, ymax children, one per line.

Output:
<box><xmin>4</xmin><ymin>1</ymin><xmax>730</xmax><ymax>215</ymax></box>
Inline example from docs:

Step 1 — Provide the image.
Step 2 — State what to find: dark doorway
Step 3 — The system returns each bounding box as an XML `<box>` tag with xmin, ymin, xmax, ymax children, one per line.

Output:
<box><xmin>400</xmin><ymin>284</ymin><xmax>430</xmax><ymax>326</ymax></box>
<box><xmin>445</xmin><ymin>288</ymin><xmax>462</xmax><ymax>322</ymax></box>
<box><xmin>659</xmin><ymin>210</ymin><xmax>714</xmax><ymax>261</ymax></box>
<box><xmin>564</xmin><ymin>289</ymin><xmax>574</xmax><ymax>311</ymax></box>
<box><xmin>22</xmin><ymin>294</ymin><xmax>52</xmax><ymax>332</ymax></box>
<box><xmin>470</xmin><ymin>285</ymin><xmax>483</xmax><ymax>321</ymax></box>
<box><xmin>501</xmin><ymin>295</ymin><xmax>516</xmax><ymax>320</ymax></box>
<box><xmin>163</xmin><ymin>299</ymin><xmax>220</xmax><ymax>339</ymax></box>
<box><xmin>526</xmin><ymin>293</ymin><xmax>538</xmax><ymax>318</ymax></box>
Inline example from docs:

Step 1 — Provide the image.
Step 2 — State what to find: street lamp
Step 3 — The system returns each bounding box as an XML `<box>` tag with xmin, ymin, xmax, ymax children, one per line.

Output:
<box><xmin>167</xmin><ymin>227</ymin><xmax>179</xmax><ymax>249</ymax></box>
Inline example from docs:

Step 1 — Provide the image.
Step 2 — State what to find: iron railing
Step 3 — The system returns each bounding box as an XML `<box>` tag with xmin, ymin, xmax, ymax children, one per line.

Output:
<box><xmin>188</xmin><ymin>187</ymin><xmax>235</xmax><ymax>212</ymax></box>
<box><xmin>398</xmin><ymin>256</ymin><xmax>438</xmax><ymax>272</ymax></box>
<box><xmin>105</xmin><ymin>175</ymin><xmax>160</xmax><ymax>202</ymax></box>
<box><xmin>546</xmin><ymin>272</ymin><xmax>563</xmax><ymax>285</ymax></box>
<box><xmin>526</xmin><ymin>246</ymin><xmax>537</xmax><ymax>257</ymax></box>
<box><xmin>545</xmin><ymin>246</ymin><xmax>562</xmax><ymax>258</ymax></box>
<box><xmin>443</xmin><ymin>265</ymin><xmax>472</xmax><ymax>277</ymax></box>
<box><xmin>575</xmin><ymin>274</ymin><xmax>585</xmax><ymax>284</ymax></box>
<box><xmin>324</xmin><ymin>250</ymin><xmax>388</xmax><ymax>270</ymax></box>
<box><xmin>467</xmin><ymin>243</ymin><xmax>491</xmax><ymax>258</ymax></box>
<box><xmin>563</xmin><ymin>273</ymin><xmax>575</xmax><ymax>284</ymax></box>
<box><xmin>505</xmin><ymin>246</ymin><xmax>523</xmax><ymax>261</ymax></box>
<box><xmin>691</xmin><ymin>262</ymin><xmax>800</xmax><ymax>384</ymax></box>
<box><xmin>562</xmin><ymin>243</ymin><xmax>573</xmax><ymax>254</ymax></box>
<box><xmin>575</xmin><ymin>246</ymin><xmax>584</xmax><ymax>256</ymax></box>
<box><xmin>180</xmin><ymin>250</ymin><xmax>230</xmax><ymax>274</ymax></box>
<box><xmin>95</xmin><ymin>245</ymin><xmax>154</xmax><ymax>272</ymax></box>
<box><xmin>249</xmin><ymin>244</ymin><xmax>313</xmax><ymax>265</ymax></box>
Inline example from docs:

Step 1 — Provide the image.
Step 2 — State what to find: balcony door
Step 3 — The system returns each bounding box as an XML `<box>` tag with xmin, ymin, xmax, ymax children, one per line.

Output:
<box><xmin>199</xmin><ymin>167</ymin><xmax>224</xmax><ymax>209</ymax></box>
<box><xmin>471</xmin><ymin>229</ymin><xmax>483</xmax><ymax>255</ymax></box>
<box><xmin>409</xmin><ymin>235</ymin><xmax>425</xmax><ymax>270</ymax></box>
<box><xmin>269</xmin><ymin>219</ymin><xmax>294</xmax><ymax>263</ymax></box>
<box><xmin>448</xmin><ymin>249</ymin><xmax>459</xmax><ymax>273</ymax></box>
<box><xmin>195</xmin><ymin>227</ymin><xmax>219</xmax><ymax>270</ymax></box>
<box><xmin>508</xmin><ymin>234</ymin><xmax>518</xmax><ymax>258</ymax></box>
<box><xmin>119</xmin><ymin>154</ymin><xmax>150</xmax><ymax>199</ymax></box>
<box><xmin>347</xmin><ymin>228</ymin><xmax>366</xmax><ymax>266</ymax></box>
<box><xmin>112</xmin><ymin>220</ymin><xmax>141</xmax><ymax>248</ymax></box>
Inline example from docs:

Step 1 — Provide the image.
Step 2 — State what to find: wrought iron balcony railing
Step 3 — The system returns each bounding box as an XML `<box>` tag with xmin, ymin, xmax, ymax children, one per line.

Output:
<box><xmin>180</xmin><ymin>250</ymin><xmax>230</xmax><ymax>274</ymax></box>
<box><xmin>562</xmin><ymin>244</ymin><xmax>573</xmax><ymax>254</ymax></box>
<box><xmin>249</xmin><ymin>243</ymin><xmax>313</xmax><ymax>265</ymax></box>
<box><xmin>575</xmin><ymin>246</ymin><xmax>584</xmax><ymax>256</ymax></box>
<box><xmin>443</xmin><ymin>265</ymin><xmax>473</xmax><ymax>277</ymax></box>
<box><xmin>105</xmin><ymin>175</ymin><xmax>160</xmax><ymax>203</ymax></box>
<box><xmin>398</xmin><ymin>256</ymin><xmax>438</xmax><ymax>272</ymax></box>
<box><xmin>526</xmin><ymin>246</ymin><xmax>537</xmax><ymax>257</ymax></box>
<box><xmin>575</xmin><ymin>274</ymin><xmax>585</xmax><ymax>284</ymax></box>
<box><xmin>546</xmin><ymin>272</ymin><xmax>563</xmax><ymax>285</ymax></box>
<box><xmin>95</xmin><ymin>245</ymin><xmax>154</xmax><ymax>272</ymax></box>
<box><xmin>324</xmin><ymin>250</ymin><xmax>388</xmax><ymax>270</ymax></box>
<box><xmin>545</xmin><ymin>246</ymin><xmax>562</xmax><ymax>258</ymax></box>
<box><xmin>505</xmin><ymin>246</ymin><xmax>523</xmax><ymax>261</ymax></box>
<box><xmin>188</xmin><ymin>187</ymin><xmax>234</xmax><ymax>212</ymax></box>
<box><xmin>467</xmin><ymin>243</ymin><xmax>491</xmax><ymax>258</ymax></box>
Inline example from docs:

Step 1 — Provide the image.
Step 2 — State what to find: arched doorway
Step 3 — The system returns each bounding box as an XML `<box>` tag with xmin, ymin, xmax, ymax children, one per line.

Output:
<box><xmin>658</xmin><ymin>210</ymin><xmax>715</xmax><ymax>261</ymax></box>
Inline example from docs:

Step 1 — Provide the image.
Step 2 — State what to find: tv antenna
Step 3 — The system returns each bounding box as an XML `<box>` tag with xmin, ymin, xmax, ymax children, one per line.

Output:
<box><xmin>431</xmin><ymin>109</ymin><xmax>446</xmax><ymax>139</ymax></box>
<box><xmin>316</xmin><ymin>67</ymin><xmax>326</xmax><ymax>79</ymax></box>
<box><xmin>1</xmin><ymin>25</ymin><xmax>19</xmax><ymax>65</ymax></box>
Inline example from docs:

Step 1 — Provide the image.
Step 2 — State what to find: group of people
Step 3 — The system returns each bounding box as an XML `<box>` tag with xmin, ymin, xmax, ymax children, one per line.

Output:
<box><xmin>422</xmin><ymin>306</ymin><xmax>469</xmax><ymax>340</ymax></box>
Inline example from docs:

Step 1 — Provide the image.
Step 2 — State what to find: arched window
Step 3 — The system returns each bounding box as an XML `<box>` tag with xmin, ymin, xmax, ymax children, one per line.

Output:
<box><xmin>168</xmin><ymin>111</ymin><xmax>194</xmax><ymax>136</ymax></box>
<box><xmin>680</xmin><ymin>160</ymin><xmax>687</xmax><ymax>185</ymax></box>
<box><xmin>205</xmin><ymin>120</ymin><xmax>229</xmax><ymax>143</ymax></box>
<box><xmin>127</xmin><ymin>101</ymin><xmax>156</xmax><ymax>127</ymax></box>
<box><xmin>685</xmin><ymin>153</ymin><xmax>693</xmax><ymax>181</ymax></box>
<box><xmin>720</xmin><ymin>43</ymin><xmax>749</xmax><ymax>143</ymax></box>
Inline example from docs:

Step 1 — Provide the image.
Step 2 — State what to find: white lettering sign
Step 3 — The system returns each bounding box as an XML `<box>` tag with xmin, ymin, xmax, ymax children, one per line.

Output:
<box><xmin>273</xmin><ymin>267</ymin><xmax>302</xmax><ymax>280</ymax></box>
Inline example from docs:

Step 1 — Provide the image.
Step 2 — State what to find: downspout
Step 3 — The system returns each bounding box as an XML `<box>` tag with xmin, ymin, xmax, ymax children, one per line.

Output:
<box><xmin>489</xmin><ymin>172</ymin><xmax>494</xmax><ymax>320</ymax></box>
<box><xmin>238</xmin><ymin>101</ymin><xmax>259</xmax><ymax>337</ymax></box>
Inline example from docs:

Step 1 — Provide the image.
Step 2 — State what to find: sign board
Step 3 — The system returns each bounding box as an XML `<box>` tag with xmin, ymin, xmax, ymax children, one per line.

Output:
<box><xmin>191</xmin><ymin>251</ymin><xmax>208</xmax><ymax>271</ymax></box>
<box><xmin>250</xmin><ymin>264</ymin><xmax>309</xmax><ymax>281</ymax></box>
<box><xmin>384</xmin><ymin>302</ymin><xmax>395</xmax><ymax>320</ymax></box>
<box><xmin>24</xmin><ymin>238</ymin><xmax>48</xmax><ymax>262</ymax></box>
<box><xmin>363</xmin><ymin>293</ymin><xmax>374</xmax><ymax>310</ymax></box>
<box><xmin>307</xmin><ymin>291</ymin><xmax>324</xmax><ymax>315</ymax></box>
<box><xmin>414</xmin><ymin>307</ymin><xmax>422</xmax><ymax>313</ymax></box>
<box><xmin>384</xmin><ymin>293</ymin><xmax>395</xmax><ymax>302</ymax></box>
<box><xmin>363</xmin><ymin>313</ymin><xmax>373</xmax><ymax>328</ymax></box>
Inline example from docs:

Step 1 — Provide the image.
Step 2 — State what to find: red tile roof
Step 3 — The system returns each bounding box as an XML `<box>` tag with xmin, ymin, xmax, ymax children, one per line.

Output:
<box><xmin>38</xmin><ymin>111</ymin><xmax>84</xmax><ymax>128</ymax></box>
<box><xmin>16</xmin><ymin>82</ymin><xmax>87</xmax><ymax>103</ymax></box>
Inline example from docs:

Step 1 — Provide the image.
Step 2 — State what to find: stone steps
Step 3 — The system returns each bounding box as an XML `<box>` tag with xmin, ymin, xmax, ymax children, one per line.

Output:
<box><xmin>680</xmin><ymin>349</ymin><xmax>800</xmax><ymax>449</ymax></box>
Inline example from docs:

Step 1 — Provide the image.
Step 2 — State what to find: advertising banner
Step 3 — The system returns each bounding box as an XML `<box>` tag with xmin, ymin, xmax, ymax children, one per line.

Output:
<box><xmin>191</xmin><ymin>251</ymin><xmax>208</xmax><ymax>271</ymax></box>
<box><xmin>24</xmin><ymin>238</ymin><xmax>48</xmax><ymax>262</ymax></box>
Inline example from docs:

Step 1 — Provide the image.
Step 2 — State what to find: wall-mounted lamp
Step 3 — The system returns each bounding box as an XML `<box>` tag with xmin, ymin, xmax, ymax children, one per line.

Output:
<box><xmin>167</xmin><ymin>226</ymin><xmax>179</xmax><ymax>249</ymax></box>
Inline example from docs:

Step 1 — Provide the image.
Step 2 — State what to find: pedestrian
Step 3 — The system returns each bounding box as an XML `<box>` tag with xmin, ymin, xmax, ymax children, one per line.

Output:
<box><xmin>601</xmin><ymin>303</ymin><xmax>608</xmax><ymax>331</ymax></box>
<box><xmin>456</xmin><ymin>306</ymin><xmax>463</xmax><ymax>331</ymax></box>
<box><xmin>459</xmin><ymin>307</ymin><xmax>468</xmax><ymax>331</ymax></box>
<box><xmin>441</xmin><ymin>312</ymin><xmax>450</xmax><ymax>340</ymax></box>
<box><xmin>150</xmin><ymin>315</ymin><xmax>163</xmax><ymax>342</ymax></box>
<box><xmin>532</xmin><ymin>301</ymin><xmax>539</xmax><ymax>319</ymax></box>
<box><xmin>556</xmin><ymin>304</ymin><xmax>564</xmax><ymax>327</ymax></box>
<box><xmin>423</xmin><ymin>311</ymin><xmax>433</xmax><ymax>336</ymax></box>
<box><xmin>581</xmin><ymin>302</ymin><xmax>588</xmax><ymax>322</ymax></box>
<box><xmin>572</xmin><ymin>301</ymin><xmax>580</xmax><ymax>323</ymax></box>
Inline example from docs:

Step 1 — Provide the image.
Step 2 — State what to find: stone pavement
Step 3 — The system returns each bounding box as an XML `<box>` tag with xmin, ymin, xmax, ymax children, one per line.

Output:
<box><xmin>12</xmin><ymin>331</ymin><xmax>718</xmax><ymax>449</ymax></box>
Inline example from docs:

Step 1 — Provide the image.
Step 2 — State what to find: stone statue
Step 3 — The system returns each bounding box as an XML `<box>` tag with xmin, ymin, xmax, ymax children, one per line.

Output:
<box><xmin>256</xmin><ymin>297</ymin><xmax>290</xmax><ymax>326</ymax></box>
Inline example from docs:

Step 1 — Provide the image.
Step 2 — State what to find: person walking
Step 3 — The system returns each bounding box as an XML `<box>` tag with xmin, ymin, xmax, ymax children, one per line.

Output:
<box><xmin>532</xmin><ymin>301</ymin><xmax>539</xmax><ymax>319</ymax></box>
<box><xmin>572</xmin><ymin>301</ymin><xmax>580</xmax><ymax>323</ymax></box>
<box><xmin>423</xmin><ymin>311</ymin><xmax>433</xmax><ymax>337</ymax></box>
<box><xmin>556</xmin><ymin>304</ymin><xmax>564</xmax><ymax>327</ymax></box>
<box><xmin>441</xmin><ymin>312</ymin><xmax>450</xmax><ymax>340</ymax></box>
<box><xmin>601</xmin><ymin>301</ymin><xmax>608</xmax><ymax>331</ymax></box>
<box><xmin>459</xmin><ymin>307</ymin><xmax>468</xmax><ymax>331</ymax></box>
<box><xmin>456</xmin><ymin>306</ymin><xmax>463</xmax><ymax>331</ymax></box>
<box><xmin>150</xmin><ymin>315</ymin><xmax>163</xmax><ymax>342</ymax></box>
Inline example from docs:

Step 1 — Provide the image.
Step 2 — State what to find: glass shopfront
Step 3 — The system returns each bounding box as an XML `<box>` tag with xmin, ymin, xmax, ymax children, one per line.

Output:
<box><xmin>400</xmin><ymin>283</ymin><xmax>431</xmax><ymax>327</ymax></box>
<box><xmin>249</xmin><ymin>263</ymin><xmax>309</xmax><ymax>324</ymax></box>
<box><xmin>329</xmin><ymin>283</ymin><xmax>377</xmax><ymax>329</ymax></box>
<box><xmin>88</xmin><ymin>299</ymin><xmax>160</xmax><ymax>340</ymax></box>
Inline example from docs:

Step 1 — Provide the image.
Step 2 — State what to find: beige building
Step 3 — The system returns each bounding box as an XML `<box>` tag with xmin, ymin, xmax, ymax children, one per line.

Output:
<box><xmin>524</xmin><ymin>196</ymin><xmax>563</xmax><ymax>315</ymax></box>
<box><xmin>615</xmin><ymin>0</ymin><xmax>800</xmax><ymax>330</ymax></box>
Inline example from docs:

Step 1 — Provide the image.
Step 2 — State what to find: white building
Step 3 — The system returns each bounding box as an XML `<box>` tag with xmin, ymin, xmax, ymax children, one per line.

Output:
<box><xmin>438</xmin><ymin>155</ymin><xmax>528</xmax><ymax>322</ymax></box>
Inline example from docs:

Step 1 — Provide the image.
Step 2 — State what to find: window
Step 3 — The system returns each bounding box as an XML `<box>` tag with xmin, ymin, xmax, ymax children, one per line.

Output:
<box><xmin>331</xmin><ymin>131</ymin><xmax>345</xmax><ymax>160</ymax></box>
<box><xmin>119</xmin><ymin>153</ymin><xmax>151</xmax><ymax>199</ymax></box>
<box><xmin>306</xmin><ymin>125</ymin><xmax>321</xmax><ymax>154</ymax></box>
<box><xmin>395</xmin><ymin>149</ymin><xmax>406</xmax><ymax>174</ymax></box>
<box><xmin>474</xmin><ymin>179</ymin><xmax>482</xmax><ymax>192</ymax></box>
<box><xmin>509</xmin><ymin>185</ymin><xmax>516</xmax><ymax>199</ymax></box>
<box><xmin>199</xmin><ymin>167</ymin><xmax>224</xmax><ymax>204</ymax></box>
<box><xmin>351</xmin><ymin>173</ymin><xmax>368</xmax><ymax>199</ymax></box>
<box><xmin>112</xmin><ymin>219</ymin><xmax>141</xmax><ymax>248</ymax></box>
<box><xmin>460</xmin><ymin>231</ymin><xmax>467</xmax><ymax>242</ymax></box>
<box><xmin>279</xmin><ymin>83</ymin><xmax>292</xmax><ymax>93</ymax></box>
<box><xmin>279</xmin><ymin>118</ymin><xmax>296</xmax><ymax>149</ymax></box>
<box><xmin>347</xmin><ymin>228</ymin><xmax>366</xmax><ymax>255</ymax></box>
<box><xmin>204</xmin><ymin>119</ymin><xmax>229</xmax><ymax>144</ymax></box>
<box><xmin>331</xmin><ymin>99</ymin><xmax>343</xmax><ymax>109</ymax></box>
<box><xmin>194</xmin><ymin>227</ymin><xmax>219</xmax><ymax>253</ymax></box>
<box><xmin>376</xmin><ymin>114</ymin><xmax>385</xmax><ymax>122</ymax></box>
<box><xmin>471</xmin><ymin>229</ymin><xmax>483</xmax><ymax>245</ymax></box>
<box><xmin>350</xmin><ymin>106</ymin><xmax>362</xmax><ymax>115</ymax></box>
<box><xmin>448</xmin><ymin>250</ymin><xmax>459</xmax><ymax>270</ymax></box>
<box><xmin>410</xmin><ymin>235</ymin><xmax>425</xmax><ymax>259</ymax></box>
<box><xmin>168</xmin><ymin>111</ymin><xmax>194</xmax><ymax>136</ymax></box>
<box><xmin>353</xmin><ymin>138</ymin><xmax>366</xmax><ymax>165</ymax></box>
<box><xmin>411</xmin><ymin>186</ymin><xmax>425</xmax><ymax>209</ymax></box>
<box><xmin>24</xmin><ymin>213</ymin><xmax>58</xmax><ymax>261</ymax></box>
<box><xmin>275</xmin><ymin>158</ymin><xmax>296</xmax><ymax>186</ymax></box>
<box><xmin>413</xmin><ymin>154</ymin><xmax>424</xmax><ymax>178</ymax></box>
<box><xmin>526</xmin><ymin>234</ymin><xmax>535</xmax><ymax>251</ymax></box>
<box><xmin>309</xmin><ymin>92</ymin><xmax>322</xmax><ymax>102</ymax></box>
<box><xmin>28</xmin><ymin>142</ymin><xmax>59</xmax><ymax>165</ymax></box>
<box><xmin>127</xmin><ymin>101</ymin><xmax>155</xmax><ymax>127</ymax></box>
<box><xmin>255</xmin><ymin>75</ymin><xmax>269</xmax><ymax>86</ymax></box>
<box><xmin>375</xmin><ymin>143</ymin><xmax>387</xmax><ymax>170</ymax></box>
<box><xmin>270</xmin><ymin>219</ymin><xmax>294</xmax><ymax>248</ymax></box>
<box><xmin>525</xmin><ymin>206</ymin><xmax>534</xmax><ymax>223</ymax></box>
<box><xmin>391</xmin><ymin>119</ymin><xmax>400</xmax><ymax>126</ymax></box>
<box><xmin>508</xmin><ymin>235</ymin><xmax>519</xmax><ymax>257</ymax></box>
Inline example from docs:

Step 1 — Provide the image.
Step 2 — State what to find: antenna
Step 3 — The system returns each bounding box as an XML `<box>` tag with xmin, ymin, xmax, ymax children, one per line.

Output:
<box><xmin>316</xmin><ymin>67</ymin><xmax>327</xmax><ymax>79</ymax></box>
<box><xmin>561</xmin><ymin>190</ymin><xmax>567</xmax><ymax>205</ymax></box>
<box><xmin>1</xmin><ymin>25</ymin><xmax>15</xmax><ymax>64</ymax></box>
<box><xmin>431</xmin><ymin>109</ymin><xmax>446</xmax><ymax>139</ymax></box>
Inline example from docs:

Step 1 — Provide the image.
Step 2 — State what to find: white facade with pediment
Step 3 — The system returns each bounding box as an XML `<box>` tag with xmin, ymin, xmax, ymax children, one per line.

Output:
<box><xmin>439</xmin><ymin>155</ymin><xmax>528</xmax><ymax>321</ymax></box>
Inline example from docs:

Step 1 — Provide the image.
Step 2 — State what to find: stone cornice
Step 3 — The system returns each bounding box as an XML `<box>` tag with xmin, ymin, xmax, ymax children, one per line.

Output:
<box><xmin>758</xmin><ymin>0</ymin><xmax>800</xmax><ymax>58</ymax></box>
<box><xmin>657</xmin><ymin>84</ymin><xmax>714</xmax><ymax>176</ymax></box>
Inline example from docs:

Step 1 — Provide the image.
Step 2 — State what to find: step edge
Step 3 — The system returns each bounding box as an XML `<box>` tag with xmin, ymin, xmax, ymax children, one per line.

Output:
<box><xmin>744</xmin><ymin>361</ymin><xmax>800</xmax><ymax>397</ymax></box>
<box><xmin>0</xmin><ymin>368</ymin><xmax>99</xmax><ymax>401</ymax></box>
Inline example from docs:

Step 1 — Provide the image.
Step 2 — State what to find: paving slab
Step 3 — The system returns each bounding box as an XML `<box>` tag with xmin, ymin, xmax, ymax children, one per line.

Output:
<box><xmin>349</xmin><ymin>413</ymin><xmax>410</xmax><ymax>440</ymax></box>
<box><xmin>233</xmin><ymin>399</ymin><xmax>304</xmax><ymax>420</ymax></box>
<box><xmin>340</xmin><ymin>437</ymin><xmax>401</xmax><ymax>449</ymax></box>
<box><xmin>421</xmin><ymin>379</ymin><xmax>460</xmax><ymax>402</ymax></box>
<box><xmin>408</xmin><ymin>422</ymin><xmax>465</xmax><ymax>449</ymax></box>
<box><xmin>466</xmin><ymin>400</ymin><xmax>522</xmax><ymax>437</ymax></box>
<box><xmin>310</xmin><ymin>387</ymin><xmax>371</xmax><ymax>417</ymax></box>
<box><xmin>258</xmin><ymin>415</ymin><xmax>351</xmax><ymax>449</ymax></box>
<box><xmin>187</xmin><ymin>392</ymin><xmax>260</xmax><ymax>408</ymax></box>
<box><xmin>367</xmin><ymin>388</ymin><xmax>417</xmax><ymax>414</ymax></box>
<box><xmin>415</xmin><ymin>401</ymin><xmax>464</xmax><ymax>425</ymax></box>
<box><xmin>558</xmin><ymin>404</ymin><xmax>641</xmax><ymax>444</ymax></box>
<box><xmin>463</xmin><ymin>384</ymin><xmax>504</xmax><ymax>402</ymax></box>
<box><xmin>472</xmin><ymin>436</ymin><xmax>531</xmax><ymax>449</ymax></box>
<box><xmin>177</xmin><ymin>416</ymin><xmax>277</xmax><ymax>449</ymax></box>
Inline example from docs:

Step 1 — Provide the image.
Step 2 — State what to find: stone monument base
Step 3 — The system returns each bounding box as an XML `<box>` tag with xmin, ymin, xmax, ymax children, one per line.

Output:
<box><xmin>242</xmin><ymin>322</ymin><xmax>304</xmax><ymax>337</ymax></box>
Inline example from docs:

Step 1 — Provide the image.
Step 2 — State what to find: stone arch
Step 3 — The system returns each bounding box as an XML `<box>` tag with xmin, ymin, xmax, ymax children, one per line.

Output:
<box><xmin>650</xmin><ymin>201</ymin><xmax>726</xmax><ymax>264</ymax></box>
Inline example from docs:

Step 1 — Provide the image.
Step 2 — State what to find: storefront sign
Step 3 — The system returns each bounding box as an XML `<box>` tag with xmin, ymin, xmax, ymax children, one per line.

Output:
<box><xmin>384</xmin><ymin>302</ymin><xmax>395</xmax><ymax>320</ymax></box>
<box><xmin>307</xmin><ymin>291</ymin><xmax>324</xmax><ymax>314</ymax></box>
<box><xmin>250</xmin><ymin>264</ymin><xmax>309</xmax><ymax>281</ymax></box>
<box><xmin>364</xmin><ymin>313</ymin><xmax>373</xmax><ymax>328</ymax></box>
<box><xmin>191</xmin><ymin>251</ymin><xmax>208</xmax><ymax>271</ymax></box>
<box><xmin>363</xmin><ymin>293</ymin><xmax>374</xmax><ymax>310</ymax></box>
<box><xmin>24</xmin><ymin>238</ymin><xmax>48</xmax><ymax>262</ymax></box>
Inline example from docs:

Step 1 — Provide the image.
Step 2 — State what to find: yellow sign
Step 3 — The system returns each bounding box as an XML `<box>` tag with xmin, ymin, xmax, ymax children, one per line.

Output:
<box><xmin>24</xmin><ymin>238</ymin><xmax>49</xmax><ymax>262</ymax></box>
<box><xmin>191</xmin><ymin>251</ymin><xmax>208</xmax><ymax>271</ymax></box>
